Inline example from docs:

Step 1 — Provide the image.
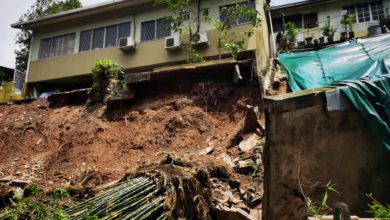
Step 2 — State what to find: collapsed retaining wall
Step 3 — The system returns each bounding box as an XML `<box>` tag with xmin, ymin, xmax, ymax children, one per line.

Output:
<box><xmin>262</xmin><ymin>89</ymin><xmax>390</xmax><ymax>219</ymax></box>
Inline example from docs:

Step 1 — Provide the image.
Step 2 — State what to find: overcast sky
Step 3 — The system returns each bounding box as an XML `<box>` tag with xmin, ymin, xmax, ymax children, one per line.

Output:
<box><xmin>0</xmin><ymin>0</ymin><xmax>300</xmax><ymax>68</ymax></box>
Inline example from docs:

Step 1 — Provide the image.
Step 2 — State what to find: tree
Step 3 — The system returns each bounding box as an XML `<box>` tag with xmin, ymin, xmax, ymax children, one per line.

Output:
<box><xmin>15</xmin><ymin>0</ymin><xmax>82</xmax><ymax>72</ymax></box>
<box><xmin>212</xmin><ymin>0</ymin><xmax>261</xmax><ymax>59</ymax></box>
<box><xmin>154</xmin><ymin>0</ymin><xmax>205</xmax><ymax>63</ymax></box>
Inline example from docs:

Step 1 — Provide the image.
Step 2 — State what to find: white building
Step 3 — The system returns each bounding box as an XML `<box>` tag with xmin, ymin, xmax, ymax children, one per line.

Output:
<box><xmin>268</xmin><ymin>0</ymin><xmax>390</xmax><ymax>53</ymax></box>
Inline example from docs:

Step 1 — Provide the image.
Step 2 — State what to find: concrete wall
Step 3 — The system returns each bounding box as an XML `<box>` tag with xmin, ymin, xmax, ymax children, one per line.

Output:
<box><xmin>262</xmin><ymin>89</ymin><xmax>390</xmax><ymax>219</ymax></box>
<box><xmin>27</xmin><ymin>0</ymin><xmax>269</xmax><ymax>84</ymax></box>
<box><xmin>269</xmin><ymin>0</ymin><xmax>390</xmax><ymax>52</ymax></box>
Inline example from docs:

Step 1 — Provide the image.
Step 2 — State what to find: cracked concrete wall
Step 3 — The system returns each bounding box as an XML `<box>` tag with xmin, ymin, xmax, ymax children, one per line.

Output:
<box><xmin>262</xmin><ymin>89</ymin><xmax>390</xmax><ymax>219</ymax></box>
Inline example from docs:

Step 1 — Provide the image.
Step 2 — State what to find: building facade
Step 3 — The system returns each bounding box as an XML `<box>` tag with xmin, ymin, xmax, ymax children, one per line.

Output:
<box><xmin>269</xmin><ymin>0</ymin><xmax>390</xmax><ymax>54</ymax></box>
<box><xmin>12</xmin><ymin>0</ymin><xmax>270</xmax><ymax>96</ymax></box>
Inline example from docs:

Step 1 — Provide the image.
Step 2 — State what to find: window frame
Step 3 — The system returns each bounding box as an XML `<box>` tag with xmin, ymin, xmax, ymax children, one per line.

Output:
<box><xmin>219</xmin><ymin>0</ymin><xmax>256</xmax><ymax>27</ymax></box>
<box><xmin>141</xmin><ymin>18</ymin><xmax>171</xmax><ymax>42</ymax></box>
<box><xmin>38</xmin><ymin>33</ymin><xmax>76</xmax><ymax>60</ymax></box>
<box><xmin>78</xmin><ymin>22</ymin><xmax>131</xmax><ymax>52</ymax></box>
<box><xmin>342</xmin><ymin>1</ymin><xmax>384</xmax><ymax>24</ymax></box>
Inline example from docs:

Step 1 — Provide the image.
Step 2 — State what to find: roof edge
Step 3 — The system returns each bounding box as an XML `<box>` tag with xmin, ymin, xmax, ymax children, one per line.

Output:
<box><xmin>11</xmin><ymin>0</ymin><xmax>152</xmax><ymax>29</ymax></box>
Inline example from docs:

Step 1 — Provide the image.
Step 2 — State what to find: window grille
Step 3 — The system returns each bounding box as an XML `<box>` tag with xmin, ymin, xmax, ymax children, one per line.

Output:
<box><xmin>92</xmin><ymin>28</ymin><xmax>104</xmax><ymax>50</ymax></box>
<box><xmin>303</xmin><ymin>13</ymin><xmax>318</xmax><ymax>28</ymax></box>
<box><xmin>220</xmin><ymin>0</ymin><xmax>255</xmax><ymax>26</ymax></box>
<box><xmin>118</xmin><ymin>22</ymin><xmax>131</xmax><ymax>40</ymax></box>
<box><xmin>285</xmin><ymin>14</ymin><xmax>302</xmax><ymax>28</ymax></box>
<box><xmin>156</xmin><ymin>18</ymin><xmax>171</xmax><ymax>39</ymax></box>
<box><xmin>80</xmin><ymin>22</ymin><xmax>131</xmax><ymax>52</ymax></box>
<box><xmin>79</xmin><ymin>30</ymin><xmax>92</xmax><ymax>52</ymax></box>
<box><xmin>38</xmin><ymin>33</ymin><xmax>75</xmax><ymax>59</ymax></box>
<box><xmin>141</xmin><ymin>20</ymin><xmax>156</xmax><ymax>41</ymax></box>
<box><xmin>370</xmin><ymin>1</ymin><xmax>384</xmax><ymax>20</ymax></box>
<box><xmin>105</xmin><ymin>25</ymin><xmax>118</xmax><ymax>48</ymax></box>
<box><xmin>357</xmin><ymin>3</ymin><xmax>371</xmax><ymax>23</ymax></box>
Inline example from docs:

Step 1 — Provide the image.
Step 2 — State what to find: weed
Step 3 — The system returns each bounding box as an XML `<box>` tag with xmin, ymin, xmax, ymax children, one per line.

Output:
<box><xmin>367</xmin><ymin>194</ymin><xmax>390</xmax><ymax>218</ymax></box>
<box><xmin>306</xmin><ymin>181</ymin><xmax>339</xmax><ymax>217</ymax></box>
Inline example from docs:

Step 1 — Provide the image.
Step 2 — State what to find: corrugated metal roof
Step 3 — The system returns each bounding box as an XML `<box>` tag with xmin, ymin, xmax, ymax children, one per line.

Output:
<box><xmin>269</xmin><ymin>0</ymin><xmax>334</xmax><ymax>11</ymax></box>
<box><xmin>11</xmin><ymin>0</ymin><xmax>153</xmax><ymax>29</ymax></box>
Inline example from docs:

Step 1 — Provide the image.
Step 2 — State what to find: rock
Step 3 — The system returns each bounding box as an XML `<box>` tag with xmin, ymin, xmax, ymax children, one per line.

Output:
<box><xmin>213</xmin><ymin>205</ymin><xmax>257</xmax><ymax>220</ymax></box>
<box><xmin>199</xmin><ymin>145</ymin><xmax>214</xmax><ymax>155</ymax></box>
<box><xmin>238</xmin><ymin>133</ymin><xmax>261</xmax><ymax>153</ymax></box>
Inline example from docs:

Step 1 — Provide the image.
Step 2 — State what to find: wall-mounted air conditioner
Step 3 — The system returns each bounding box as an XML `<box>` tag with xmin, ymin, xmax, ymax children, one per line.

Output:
<box><xmin>165</xmin><ymin>36</ymin><xmax>181</xmax><ymax>50</ymax></box>
<box><xmin>119</xmin><ymin>37</ymin><xmax>136</xmax><ymax>51</ymax></box>
<box><xmin>192</xmin><ymin>32</ymin><xmax>209</xmax><ymax>46</ymax></box>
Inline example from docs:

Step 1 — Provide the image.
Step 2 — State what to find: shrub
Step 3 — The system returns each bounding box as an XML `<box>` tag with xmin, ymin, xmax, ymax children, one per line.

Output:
<box><xmin>90</xmin><ymin>59</ymin><xmax>124</xmax><ymax>101</ymax></box>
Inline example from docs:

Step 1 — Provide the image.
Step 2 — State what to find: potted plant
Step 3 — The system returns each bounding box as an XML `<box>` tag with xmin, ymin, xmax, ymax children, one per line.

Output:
<box><xmin>305</xmin><ymin>36</ymin><xmax>313</xmax><ymax>47</ymax></box>
<box><xmin>340</xmin><ymin>32</ymin><xmax>347</xmax><ymax>41</ymax></box>
<box><xmin>341</xmin><ymin>14</ymin><xmax>356</xmax><ymax>39</ymax></box>
<box><xmin>319</xmin><ymin>36</ymin><xmax>325</xmax><ymax>44</ymax></box>
<box><xmin>321</xmin><ymin>18</ymin><xmax>336</xmax><ymax>43</ymax></box>
<box><xmin>283</xmin><ymin>22</ymin><xmax>298</xmax><ymax>50</ymax></box>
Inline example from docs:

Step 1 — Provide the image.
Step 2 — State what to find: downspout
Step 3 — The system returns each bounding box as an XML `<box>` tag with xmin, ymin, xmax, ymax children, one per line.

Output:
<box><xmin>133</xmin><ymin>14</ymin><xmax>136</xmax><ymax>46</ymax></box>
<box><xmin>267</xmin><ymin>10</ymin><xmax>276</xmax><ymax>57</ymax></box>
<box><xmin>196</xmin><ymin>0</ymin><xmax>200</xmax><ymax>33</ymax></box>
<box><xmin>24</xmin><ymin>27</ymin><xmax>34</xmax><ymax>97</ymax></box>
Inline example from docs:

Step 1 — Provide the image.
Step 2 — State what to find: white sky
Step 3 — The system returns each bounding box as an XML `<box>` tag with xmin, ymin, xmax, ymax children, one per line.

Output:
<box><xmin>0</xmin><ymin>0</ymin><xmax>301</xmax><ymax>68</ymax></box>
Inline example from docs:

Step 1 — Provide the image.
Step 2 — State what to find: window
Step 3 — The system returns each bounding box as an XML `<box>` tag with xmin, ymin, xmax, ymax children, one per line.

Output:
<box><xmin>370</xmin><ymin>1</ymin><xmax>384</xmax><ymax>20</ymax></box>
<box><xmin>356</xmin><ymin>3</ymin><xmax>371</xmax><ymax>23</ymax></box>
<box><xmin>79</xmin><ymin>22</ymin><xmax>131</xmax><ymax>52</ymax></box>
<box><xmin>92</xmin><ymin>28</ymin><xmax>104</xmax><ymax>50</ymax></box>
<box><xmin>79</xmin><ymin>30</ymin><xmax>92</xmax><ymax>52</ymax></box>
<box><xmin>219</xmin><ymin>0</ymin><xmax>256</xmax><ymax>26</ymax></box>
<box><xmin>342</xmin><ymin>1</ymin><xmax>384</xmax><ymax>23</ymax></box>
<box><xmin>304</xmin><ymin>13</ymin><xmax>318</xmax><ymax>28</ymax></box>
<box><xmin>105</xmin><ymin>25</ymin><xmax>118</xmax><ymax>48</ymax></box>
<box><xmin>38</xmin><ymin>33</ymin><xmax>75</xmax><ymax>59</ymax></box>
<box><xmin>272</xmin><ymin>17</ymin><xmax>284</xmax><ymax>32</ymax></box>
<box><xmin>201</xmin><ymin>8</ymin><xmax>209</xmax><ymax>19</ymax></box>
<box><xmin>141</xmin><ymin>18</ymin><xmax>171</xmax><ymax>41</ymax></box>
<box><xmin>284</xmin><ymin>14</ymin><xmax>302</xmax><ymax>28</ymax></box>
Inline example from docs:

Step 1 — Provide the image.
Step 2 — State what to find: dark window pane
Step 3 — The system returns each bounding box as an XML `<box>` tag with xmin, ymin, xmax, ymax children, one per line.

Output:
<box><xmin>156</xmin><ymin>18</ymin><xmax>171</xmax><ymax>38</ymax></box>
<box><xmin>141</xmin><ymin>20</ymin><xmax>156</xmax><ymax>41</ymax></box>
<box><xmin>342</xmin><ymin>5</ymin><xmax>355</xmax><ymax>15</ymax></box>
<box><xmin>371</xmin><ymin>1</ymin><xmax>384</xmax><ymax>21</ymax></box>
<box><xmin>285</xmin><ymin>14</ymin><xmax>302</xmax><ymax>28</ymax></box>
<box><xmin>65</xmin><ymin>34</ymin><xmax>75</xmax><ymax>54</ymax></box>
<box><xmin>238</xmin><ymin>0</ymin><xmax>256</xmax><ymax>24</ymax></box>
<box><xmin>79</xmin><ymin>30</ymin><xmax>92</xmax><ymax>52</ymax></box>
<box><xmin>356</xmin><ymin>3</ymin><xmax>370</xmax><ymax>22</ymax></box>
<box><xmin>39</xmin><ymin>39</ymin><xmax>50</xmax><ymax>59</ymax></box>
<box><xmin>304</xmin><ymin>13</ymin><xmax>318</xmax><ymax>28</ymax></box>
<box><xmin>219</xmin><ymin>5</ymin><xmax>234</xmax><ymax>26</ymax></box>
<box><xmin>105</xmin><ymin>25</ymin><xmax>118</xmax><ymax>48</ymax></box>
<box><xmin>92</xmin><ymin>28</ymin><xmax>104</xmax><ymax>50</ymax></box>
<box><xmin>272</xmin><ymin>17</ymin><xmax>283</xmax><ymax>32</ymax></box>
<box><xmin>118</xmin><ymin>22</ymin><xmax>131</xmax><ymax>39</ymax></box>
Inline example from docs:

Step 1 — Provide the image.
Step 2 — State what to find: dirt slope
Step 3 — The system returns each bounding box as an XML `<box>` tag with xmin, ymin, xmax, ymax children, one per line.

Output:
<box><xmin>0</xmin><ymin>82</ymin><xmax>260</xmax><ymax>192</ymax></box>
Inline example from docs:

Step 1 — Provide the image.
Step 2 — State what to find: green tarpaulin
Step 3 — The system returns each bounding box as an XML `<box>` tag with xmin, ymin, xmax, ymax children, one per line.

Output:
<box><xmin>278</xmin><ymin>34</ymin><xmax>390</xmax><ymax>150</ymax></box>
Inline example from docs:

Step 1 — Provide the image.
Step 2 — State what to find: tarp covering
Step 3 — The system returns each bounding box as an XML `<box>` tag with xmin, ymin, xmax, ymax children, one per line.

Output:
<box><xmin>279</xmin><ymin>34</ymin><xmax>390</xmax><ymax>92</ymax></box>
<box><xmin>278</xmin><ymin>34</ymin><xmax>390</xmax><ymax>150</ymax></box>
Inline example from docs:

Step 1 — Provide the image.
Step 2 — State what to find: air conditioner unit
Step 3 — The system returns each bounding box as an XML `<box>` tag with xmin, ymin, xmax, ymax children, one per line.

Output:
<box><xmin>165</xmin><ymin>36</ymin><xmax>181</xmax><ymax>50</ymax></box>
<box><xmin>192</xmin><ymin>32</ymin><xmax>209</xmax><ymax>46</ymax></box>
<box><xmin>119</xmin><ymin>37</ymin><xmax>136</xmax><ymax>50</ymax></box>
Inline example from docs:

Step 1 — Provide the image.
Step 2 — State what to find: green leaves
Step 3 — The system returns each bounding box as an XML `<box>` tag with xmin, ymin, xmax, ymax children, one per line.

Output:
<box><xmin>15</xmin><ymin>0</ymin><xmax>82</xmax><ymax>72</ymax></box>
<box><xmin>90</xmin><ymin>59</ymin><xmax>125</xmax><ymax>100</ymax></box>
<box><xmin>283</xmin><ymin>22</ymin><xmax>298</xmax><ymax>42</ymax></box>
<box><xmin>307</xmin><ymin>181</ymin><xmax>339</xmax><ymax>217</ymax></box>
<box><xmin>367</xmin><ymin>194</ymin><xmax>390</xmax><ymax>218</ymax></box>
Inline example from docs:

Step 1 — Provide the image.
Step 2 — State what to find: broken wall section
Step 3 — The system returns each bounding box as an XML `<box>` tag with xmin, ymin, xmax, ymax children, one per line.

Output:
<box><xmin>262</xmin><ymin>89</ymin><xmax>390</xmax><ymax>219</ymax></box>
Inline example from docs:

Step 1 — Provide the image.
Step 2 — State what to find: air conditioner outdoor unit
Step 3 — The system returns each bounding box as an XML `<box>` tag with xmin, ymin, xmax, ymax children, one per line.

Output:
<box><xmin>165</xmin><ymin>36</ymin><xmax>181</xmax><ymax>50</ymax></box>
<box><xmin>192</xmin><ymin>32</ymin><xmax>209</xmax><ymax>46</ymax></box>
<box><xmin>119</xmin><ymin>37</ymin><xmax>136</xmax><ymax>50</ymax></box>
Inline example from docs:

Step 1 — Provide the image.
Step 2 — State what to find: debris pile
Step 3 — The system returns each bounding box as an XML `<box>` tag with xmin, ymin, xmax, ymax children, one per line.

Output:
<box><xmin>0</xmin><ymin>73</ymin><xmax>281</xmax><ymax>218</ymax></box>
